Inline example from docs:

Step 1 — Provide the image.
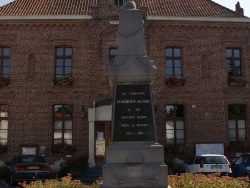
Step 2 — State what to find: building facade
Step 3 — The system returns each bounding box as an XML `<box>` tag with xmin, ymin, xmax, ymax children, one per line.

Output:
<box><xmin>0</xmin><ymin>0</ymin><xmax>250</xmax><ymax>166</ymax></box>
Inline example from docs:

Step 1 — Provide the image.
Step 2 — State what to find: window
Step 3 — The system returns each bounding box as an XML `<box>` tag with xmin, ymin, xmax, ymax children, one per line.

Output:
<box><xmin>166</xmin><ymin>105</ymin><xmax>184</xmax><ymax>144</ymax></box>
<box><xmin>0</xmin><ymin>47</ymin><xmax>10</xmax><ymax>78</ymax></box>
<box><xmin>234</xmin><ymin>156</ymin><xmax>243</xmax><ymax>165</ymax></box>
<box><xmin>165</xmin><ymin>47</ymin><xmax>182</xmax><ymax>78</ymax></box>
<box><xmin>226</xmin><ymin>48</ymin><xmax>241</xmax><ymax>77</ymax></box>
<box><xmin>53</xmin><ymin>104</ymin><xmax>73</xmax><ymax>144</ymax></box>
<box><xmin>0</xmin><ymin>105</ymin><xmax>8</xmax><ymax>144</ymax></box>
<box><xmin>228</xmin><ymin>104</ymin><xmax>246</xmax><ymax>143</ymax></box>
<box><xmin>114</xmin><ymin>0</ymin><xmax>123</xmax><ymax>6</ymax></box>
<box><xmin>109</xmin><ymin>48</ymin><xmax>117</xmax><ymax>63</ymax></box>
<box><xmin>55</xmin><ymin>47</ymin><xmax>72</xmax><ymax>78</ymax></box>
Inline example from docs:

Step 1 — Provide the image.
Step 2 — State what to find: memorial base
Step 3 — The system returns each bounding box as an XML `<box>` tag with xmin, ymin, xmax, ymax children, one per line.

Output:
<box><xmin>100</xmin><ymin>142</ymin><xmax>168</xmax><ymax>188</ymax></box>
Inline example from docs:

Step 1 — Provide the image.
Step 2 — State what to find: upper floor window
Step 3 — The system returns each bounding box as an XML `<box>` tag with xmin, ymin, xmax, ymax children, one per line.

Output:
<box><xmin>0</xmin><ymin>47</ymin><xmax>10</xmax><ymax>78</ymax></box>
<box><xmin>55</xmin><ymin>47</ymin><xmax>72</xmax><ymax>78</ymax></box>
<box><xmin>114</xmin><ymin>0</ymin><xmax>123</xmax><ymax>6</ymax></box>
<box><xmin>109</xmin><ymin>48</ymin><xmax>117</xmax><ymax>63</ymax></box>
<box><xmin>53</xmin><ymin>104</ymin><xmax>73</xmax><ymax>144</ymax></box>
<box><xmin>165</xmin><ymin>47</ymin><xmax>182</xmax><ymax>78</ymax></box>
<box><xmin>228</xmin><ymin>104</ymin><xmax>246</xmax><ymax>143</ymax></box>
<box><xmin>226</xmin><ymin>48</ymin><xmax>241</xmax><ymax>77</ymax></box>
<box><xmin>0</xmin><ymin>105</ymin><xmax>8</xmax><ymax>144</ymax></box>
<box><xmin>166</xmin><ymin>105</ymin><xmax>185</xmax><ymax>144</ymax></box>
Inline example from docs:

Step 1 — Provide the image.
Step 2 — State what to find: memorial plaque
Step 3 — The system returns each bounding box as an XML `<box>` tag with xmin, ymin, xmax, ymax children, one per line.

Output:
<box><xmin>112</xmin><ymin>83</ymin><xmax>156</xmax><ymax>142</ymax></box>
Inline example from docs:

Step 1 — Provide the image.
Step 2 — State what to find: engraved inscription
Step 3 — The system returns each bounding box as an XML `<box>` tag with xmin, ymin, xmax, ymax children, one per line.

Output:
<box><xmin>113</xmin><ymin>84</ymin><xmax>155</xmax><ymax>142</ymax></box>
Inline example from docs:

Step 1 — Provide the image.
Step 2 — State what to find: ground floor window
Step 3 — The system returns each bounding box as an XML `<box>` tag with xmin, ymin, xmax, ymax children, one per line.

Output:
<box><xmin>0</xmin><ymin>105</ymin><xmax>8</xmax><ymax>144</ymax></box>
<box><xmin>228</xmin><ymin>104</ymin><xmax>246</xmax><ymax>143</ymax></box>
<box><xmin>53</xmin><ymin>104</ymin><xmax>73</xmax><ymax>144</ymax></box>
<box><xmin>166</xmin><ymin>105</ymin><xmax>185</xmax><ymax>144</ymax></box>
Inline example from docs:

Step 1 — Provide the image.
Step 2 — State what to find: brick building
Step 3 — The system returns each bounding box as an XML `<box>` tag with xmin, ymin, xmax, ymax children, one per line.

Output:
<box><xmin>0</xmin><ymin>0</ymin><xmax>250</xmax><ymax>166</ymax></box>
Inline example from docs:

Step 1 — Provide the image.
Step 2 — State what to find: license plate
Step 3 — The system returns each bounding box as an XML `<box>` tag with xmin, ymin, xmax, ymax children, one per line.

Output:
<box><xmin>27</xmin><ymin>166</ymin><xmax>39</xmax><ymax>170</ymax></box>
<box><xmin>211</xmin><ymin>165</ymin><xmax>222</xmax><ymax>169</ymax></box>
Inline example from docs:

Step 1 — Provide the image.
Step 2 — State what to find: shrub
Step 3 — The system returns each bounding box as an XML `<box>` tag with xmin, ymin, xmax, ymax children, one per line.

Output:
<box><xmin>165</xmin><ymin>77</ymin><xmax>185</xmax><ymax>86</ymax></box>
<box><xmin>19</xmin><ymin>174</ymin><xmax>102</xmax><ymax>188</ymax></box>
<box><xmin>0</xmin><ymin>77</ymin><xmax>10</xmax><ymax>87</ymax></box>
<box><xmin>54</xmin><ymin>76</ymin><xmax>74</xmax><ymax>86</ymax></box>
<box><xmin>19</xmin><ymin>171</ymin><xmax>250</xmax><ymax>188</ymax></box>
<box><xmin>51</xmin><ymin>142</ymin><xmax>75</xmax><ymax>154</ymax></box>
<box><xmin>228</xmin><ymin>77</ymin><xmax>247</xmax><ymax>86</ymax></box>
<box><xmin>164</xmin><ymin>143</ymin><xmax>189</xmax><ymax>154</ymax></box>
<box><xmin>168</xmin><ymin>173</ymin><xmax>250</xmax><ymax>188</ymax></box>
<box><xmin>59</xmin><ymin>156</ymin><xmax>89</xmax><ymax>177</ymax></box>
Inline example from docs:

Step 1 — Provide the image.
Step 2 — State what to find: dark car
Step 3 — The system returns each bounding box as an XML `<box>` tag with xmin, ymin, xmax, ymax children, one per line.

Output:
<box><xmin>5</xmin><ymin>155</ymin><xmax>52</xmax><ymax>185</ymax></box>
<box><xmin>231</xmin><ymin>154</ymin><xmax>250</xmax><ymax>177</ymax></box>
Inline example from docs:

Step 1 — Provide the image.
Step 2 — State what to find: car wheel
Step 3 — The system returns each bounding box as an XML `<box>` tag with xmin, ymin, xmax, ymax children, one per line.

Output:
<box><xmin>10</xmin><ymin>176</ymin><xmax>17</xmax><ymax>186</ymax></box>
<box><xmin>5</xmin><ymin>174</ymin><xmax>10</xmax><ymax>182</ymax></box>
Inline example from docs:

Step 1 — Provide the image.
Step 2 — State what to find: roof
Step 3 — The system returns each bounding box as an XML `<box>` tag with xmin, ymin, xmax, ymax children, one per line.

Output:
<box><xmin>0</xmin><ymin>0</ymin><xmax>247</xmax><ymax>18</ymax></box>
<box><xmin>142</xmin><ymin>0</ymin><xmax>247</xmax><ymax>18</ymax></box>
<box><xmin>0</xmin><ymin>0</ymin><xmax>97</xmax><ymax>16</ymax></box>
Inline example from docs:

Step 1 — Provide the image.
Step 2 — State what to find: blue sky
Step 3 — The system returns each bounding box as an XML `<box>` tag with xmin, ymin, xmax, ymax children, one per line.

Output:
<box><xmin>0</xmin><ymin>0</ymin><xmax>249</xmax><ymax>17</ymax></box>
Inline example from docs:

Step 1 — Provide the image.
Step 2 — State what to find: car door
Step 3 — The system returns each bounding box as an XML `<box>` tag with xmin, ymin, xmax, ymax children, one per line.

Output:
<box><xmin>184</xmin><ymin>156</ymin><xmax>196</xmax><ymax>173</ymax></box>
<box><xmin>231</xmin><ymin>155</ymin><xmax>244</xmax><ymax>177</ymax></box>
<box><xmin>192</xmin><ymin>156</ymin><xmax>203</xmax><ymax>173</ymax></box>
<box><xmin>235</xmin><ymin>155</ymin><xmax>250</xmax><ymax>177</ymax></box>
<box><xmin>185</xmin><ymin>156</ymin><xmax>202</xmax><ymax>173</ymax></box>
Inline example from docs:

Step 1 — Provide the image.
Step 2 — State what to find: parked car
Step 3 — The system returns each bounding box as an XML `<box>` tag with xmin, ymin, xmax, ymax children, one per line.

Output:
<box><xmin>231</xmin><ymin>153</ymin><xmax>250</xmax><ymax>177</ymax></box>
<box><xmin>5</xmin><ymin>155</ymin><xmax>52</xmax><ymax>185</ymax></box>
<box><xmin>184</xmin><ymin>154</ymin><xmax>232</xmax><ymax>176</ymax></box>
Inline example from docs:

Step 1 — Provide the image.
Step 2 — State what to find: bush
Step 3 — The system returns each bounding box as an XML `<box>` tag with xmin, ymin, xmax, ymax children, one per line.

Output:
<box><xmin>19</xmin><ymin>174</ymin><xmax>102</xmax><ymax>188</ymax></box>
<box><xmin>168</xmin><ymin>173</ymin><xmax>250</xmax><ymax>188</ymax></box>
<box><xmin>164</xmin><ymin>143</ymin><xmax>189</xmax><ymax>154</ymax></box>
<box><xmin>60</xmin><ymin>156</ymin><xmax>89</xmax><ymax>177</ymax></box>
<box><xmin>51</xmin><ymin>143</ymin><xmax>75</xmax><ymax>154</ymax></box>
<box><xmin>19</xmin><ymin>171</ymin><xmax>250</xmax><ymax>188</ymax></box>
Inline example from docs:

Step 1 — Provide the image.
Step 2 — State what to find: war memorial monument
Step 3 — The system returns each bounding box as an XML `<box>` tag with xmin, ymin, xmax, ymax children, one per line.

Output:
<box><xmin>101</xmin><ymin>1</ymin><xmax>168</xmax><ymax>187</ymax></box>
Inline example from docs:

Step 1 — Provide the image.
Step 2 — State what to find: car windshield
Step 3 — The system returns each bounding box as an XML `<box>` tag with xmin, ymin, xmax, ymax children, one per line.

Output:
<box><xmin>204</xmin><ymin>156</ymin><xmax>228</xmax><ymax>164</ymax></box>
<box><xmin>18</xmin><ymin>156</ymin><xmax>46</xmax><ymax>163</ymax></box>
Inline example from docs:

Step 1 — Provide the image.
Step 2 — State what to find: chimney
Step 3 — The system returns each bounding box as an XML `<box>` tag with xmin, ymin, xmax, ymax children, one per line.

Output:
<box><xmin>235</xmin><ymin>2</ymin><xmax>244</xmax><ymax>15</ymax></box>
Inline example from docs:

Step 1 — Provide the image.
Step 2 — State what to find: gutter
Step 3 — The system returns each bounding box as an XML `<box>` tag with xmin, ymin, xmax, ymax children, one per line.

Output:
<box><xmin>0</xmin><ymin>15</ymin><xmax>249</xmax><ymax>23</ymax></box>
<box><xmin>147</xmin><ymin>16</ymin><xmax>250</xmax><ymax>23</ymax></box>
<box><xmin>0</xmin><ymin>15</ymin><xmax>92</xmax><ymax>20</ymax></box>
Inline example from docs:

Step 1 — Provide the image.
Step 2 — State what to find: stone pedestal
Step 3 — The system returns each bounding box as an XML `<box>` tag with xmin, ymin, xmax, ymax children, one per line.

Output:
<box><xmin>101</xmin><ymin>143</ymin><xmax>168</xmax><ymax>188</ymax></box>
<box><xmin>103</xmin><ymin>1</ymin><xmax>168</xmax><ymax>187</ymax></box>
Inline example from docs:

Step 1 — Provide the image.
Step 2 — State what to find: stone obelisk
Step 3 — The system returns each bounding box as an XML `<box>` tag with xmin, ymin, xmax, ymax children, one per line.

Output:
<box><xmin>101</xmin><ymin>1</ymin><xmax>168</xmax><ymax>187</ymax></box>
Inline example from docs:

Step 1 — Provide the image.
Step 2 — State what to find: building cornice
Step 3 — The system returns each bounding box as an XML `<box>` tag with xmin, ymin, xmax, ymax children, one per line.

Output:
<box><xmin>0</xmin><ymin>15</ymin><xmax>92</xmax><ymax>20</ymax></box>
<box><xmin>147</xmin><ymin>16</ymin><xmax>250</xmax><ymax>23</ymax></box>
<box><xmin>0</xmin><ymin>15</ymin><xmax>249</xmax><ymax>24</ymax></box>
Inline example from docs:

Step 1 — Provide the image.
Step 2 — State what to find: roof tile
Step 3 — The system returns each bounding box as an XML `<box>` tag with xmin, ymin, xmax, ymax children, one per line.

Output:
<box><xmin>141</xmin><ymin>0</ymin><xmax>246</xmax><ymax>18</ymax></box>
<box><xmin>0</xmin><ymin>0</ymin><xmax>247</xmax><ymax>18</ymax></box>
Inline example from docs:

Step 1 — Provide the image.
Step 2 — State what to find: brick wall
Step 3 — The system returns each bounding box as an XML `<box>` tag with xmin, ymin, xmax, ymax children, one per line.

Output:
<box><xmin>149</xmin><ymin>21</ymin><xmax>250</xmax><ymax>155</ymax></box>
<box><xmin>0</xmin><ymin>13</ymin><xmax>250</xmax><ymax>161</ymax></box>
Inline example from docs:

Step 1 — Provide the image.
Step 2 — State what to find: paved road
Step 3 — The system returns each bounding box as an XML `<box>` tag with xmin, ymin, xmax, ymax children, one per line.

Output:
<box><xmin>0</xmin><ymin>179</ymin><xmax>21</xmax><ymax>187</ymax></box>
